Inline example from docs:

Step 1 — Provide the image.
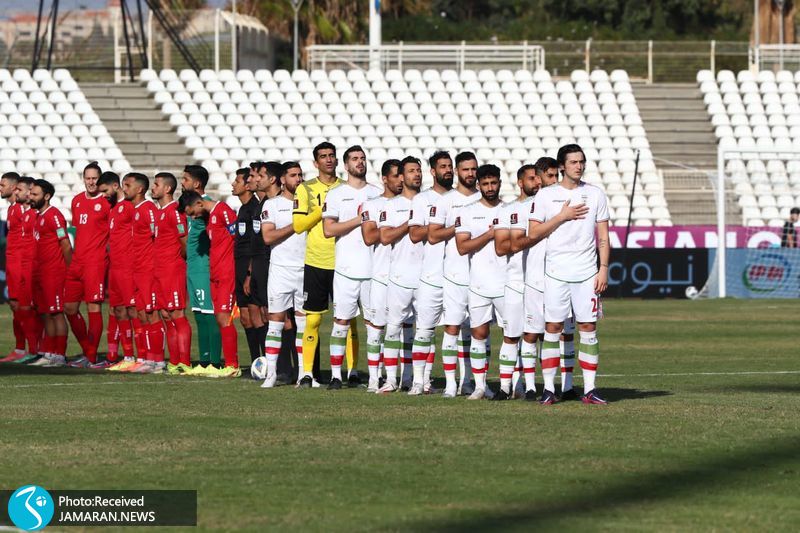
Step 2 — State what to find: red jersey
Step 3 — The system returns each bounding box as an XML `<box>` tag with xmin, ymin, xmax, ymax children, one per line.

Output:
<box><xmin>132</xmin><ymin>200</ymin><xmax>157</xmax><ymax>273</ymax></box>
<box><xmin>20</xmin><ymin>207</ymin><xmax>38</xmax><ymax>265</ymax></box>
<box><xmin>207</xmin><ymin>202</ymin><xmax>236</xmax><ymax>278</ymax></box>
<box><xmin>71</xmin><ymin>192</ymin><xmax>110</xmax><ymax>264</ymax></box>
<box><xmin>6</xmin><ymin>202</ymin><xmax>25</xmax><ymax>263</ymax></box>
<box><xmin>108</xmin><ymin>199</ymin><xmax>134</xmax><ymax>267</ymax></box>
<box><xmin>34</xmin><ymin>206</ymin><xmax>69</xmax><ymax>273</ymax></box>
<box><xmin>154</xmin><ymin>200</ymin><xmax>187</xmax><ymax>267</ymax></box>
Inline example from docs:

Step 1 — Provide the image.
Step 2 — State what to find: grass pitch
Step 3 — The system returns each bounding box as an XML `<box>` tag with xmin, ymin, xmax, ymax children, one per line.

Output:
<box><xmin>0</xmin><ymin>299</ymin><xmax>799</xmax><ymax>532</ymax></box>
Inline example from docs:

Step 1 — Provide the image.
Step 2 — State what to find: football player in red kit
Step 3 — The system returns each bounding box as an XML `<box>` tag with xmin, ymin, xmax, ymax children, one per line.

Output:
<box><xmin>150</xmin><ymin>172</ymin><xmax>192</xmax><ymax>374</ymax></box>
<box><xmin>65</xmin><ymin>162</ymin><xmax>110</xmax><ymax>367</ymax></box>
<box><xmin>97</xmin><ymin>172</ymin><xmax>138</xmax><ymax>370</ymax></box>
<box><xmin>179</xmin><ymin>190</ymin><xmax>240</xmax><ymax>377</ymax></box>
<box><xmin>28</xmin><ymin>179</ymin><xmax>72</xmax><ymax>367</ymax></box>
<box><xmin>0</xmin><ymin>172</ymin><xmax>27</xmax><ymax>359</ymax></box>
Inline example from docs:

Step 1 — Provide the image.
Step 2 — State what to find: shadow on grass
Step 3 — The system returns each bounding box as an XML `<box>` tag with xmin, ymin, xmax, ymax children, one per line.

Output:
<box><xmin>706</xmin><ymin>384</ymin><xmax>800</xmax><ymax>395</ymax></box>
<box><xmin>601</xmin><ymin>387</ymin><xmax>672</xmax><ymax>402</ymax></box>
<box><xmin>0</xmin><ymin>363</ymin><xmax>107</xmax><ymax>376</ymax></box>
<box><xmin>408</xmin><ymin>434</ymin><xmax>800</xmax><ymax>530</ymax></box>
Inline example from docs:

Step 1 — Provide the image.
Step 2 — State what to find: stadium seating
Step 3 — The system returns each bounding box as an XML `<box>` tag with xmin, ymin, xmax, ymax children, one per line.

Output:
<box><xmin>0</xmin><ymin>68</ymin><xmax>130</xmax><ymax>221</ymax></box>
<box><xmin>141</xmin><ymin>68</ymin><xmax>670</xmax><ymax>226</ymax></box>
<box><xmin>697</xmin><ymin>69</ymin><xmax>800</xmax><ymax>227</ymax></box>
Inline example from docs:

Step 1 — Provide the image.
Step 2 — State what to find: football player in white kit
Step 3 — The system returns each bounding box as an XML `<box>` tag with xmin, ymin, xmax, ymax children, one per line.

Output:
<box><xmin>408</xmin><ymin>151</ymin><xmax>454</xmax><ymax>393</ymax></box>
<box><xmin>322</xmin><ymin>145</ymin><xmax>382</xmax><ymax>389</ymax></box>
<box><xmin>428</xmin><ymin>152</ymin><xmax>481</xmax><ymax>398</ymax></box>
<box><xmin>529</xmin><ymin>144</ymin><xmax>610</xmax><ymax>405</ymax></box>
<box><xmin>455</xmin><ymin>164</ymin><xmax>507</xmax><ymax>400</ymax></box>
<box><xmin>493</xmin><ymin>163</ymin><xmax>540</xmax><ymax>400</ymax></box>
<box><xmin>360</xmin><ymin>159</ymin><xmax>402</xmax><ymax>392</ymax></box>
<box><xmin>377</xmin><ymin>157</ymin><xmax>424</xmax><ymax>394</ymax></box>
<box><xmin>261</xmin><ymin>162</ymin><xmax>307</xmax><ymax>388</ymax></box>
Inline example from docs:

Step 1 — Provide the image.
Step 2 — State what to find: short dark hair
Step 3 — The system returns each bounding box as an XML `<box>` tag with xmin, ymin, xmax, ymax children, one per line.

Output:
<box><xmin>556</xmin><ymin>144</ymin><xmax>585</xmax><ymax>166</ymax></box>
<box><xmin>791</xmin><ymin>207</ymin><xmax>800</xmax><ymax>215</ymax></box>
<box><xmin>98</xmin><ymin>171</ymin><xmax>120</xmax><ymax>186</ymax></box>
<box><xmin>1</xmin><ymin>172</ymin><xmax>20</xmax><ymax>182</ymax></box>
<box><xmin>343</xmin><ymin>145</ymin><xmax>365</xmax><ymax>163</ymax></box>
<box><xmin>33</xmin><ymin>179</ymin><xmax>55</xmax><ymax>200</ymax></box>
<box><xmin>125</xmin><ymin>172</ymin><xmax>149</xmax><ymax>193</ymax></box>
<box><xmin>381</xmin><ymin>159</ymin><xmax>401</xmax><ymax>177</ymax></box>
<box><xmin>281</xmin><ymin>161</ymin><xmax>301</xmax><ymax>176</ymax></box>
<box><xmin>428</xmin><ymin>150</ymin><xmax>451</xmax><ymax>168</ymax></box>
<box><xmin>178</xmin><ymin>190</ymin><xmax>203</xmax><ymax>214</ymax></box>
<box><xmin>265</xmin><ymin>161</ymin><xmax>284</xmax><ymax>179</ymax></box>
<box><xmin>312</xmin><ymin>141</ymin><xmax>336</xmax><ymax>160</ymax></box>
<box><xmin>236</xmin><ymin>167</ymin><xmax>250</xmax><ymax>179</ymax></box>
<box><xmin>455</xmin><ymin>151</ymin><xmax>477</xmax><ymax>167</ymax></box>
<box><xmin>477</xmin><ymin>164</ymin><xmax>501</xmax><ymax>181</ymax></box>
<box><xmin>250</xmin><ymin>161</ymin><xmax>266</xmax><ymax>172</ymax></box>
<box><xmin>183</xmin><ymin>165</ymin><xmax>209</xmax><ymax>189</ymax></box>
<box><xmin>18</xmin><ymin>176</ymin><xmax>35</xmax><ymax>187</ymax></box>
<box><xmin>83</xmin><ymin>161</ymin><xmax>102</xmax><ymax>176</ymax></box>
<box><xmin>533</xmin><ymin>157</ymin><xmax>559</xmax><ymax>175</ymax></box>
<box><xmin>155</xmin><ymin>172</ymin><xmax>178</xmax><ymax>195</ymax></box>
<box><xmin>400</xmin><ymin>156</ymin><xmax>421</xmax><ymax>174</ymax></box>
<box><xmin>517</xmin><ymin>164</ymin><xmax>536</xmax><ymax>180</ymax></box>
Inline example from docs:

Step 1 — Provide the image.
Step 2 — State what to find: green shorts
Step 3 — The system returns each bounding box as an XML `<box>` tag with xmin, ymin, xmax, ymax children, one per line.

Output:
<box><xmin>187</xmin><ymin>270</ymin><xmax>214</xmax><ymax>314</ymax></box>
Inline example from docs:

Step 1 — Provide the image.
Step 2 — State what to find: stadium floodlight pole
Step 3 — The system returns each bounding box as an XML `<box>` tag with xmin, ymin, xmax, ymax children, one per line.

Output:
<box><xmin>777</xmin><ymin>0</ymin><xmax>785</xmax><ymax>70</ymax></box>
<box><xmin>618</xmin><ymin>149</ymin><xmax>641</xmax><ymax>298</ymax></box>
<box><xmin>369</xmin><ymin>0</ymin><xmax>381</xmax><ymax>70</ymax></box>
<box><xmin>716</xmin><ymin>146</ymin><xmax>727</xmax><ymax>298</ymax></box>
<box><xmin>754</xmin><ymin>0</ymin><xmax>760</xmax><ymax>69</ymax></box>
<box><xmin>31</xmin><ymin>0</ymin><xmax>46</xmax><ymax>71</ymax></box>
<box><xmin>45</xmin><ymin>0</ymin><xmax>60</xmax><ymax>71</ymax></box>
<box><xmin>231</xmin><ymin>0</ymin><xmax>237</xmax><ymax>71</ymax></box>
<box><xmin>290</xmin><ymin>0</ymin><xmax>304</xmax><ymax>71</ymax></box>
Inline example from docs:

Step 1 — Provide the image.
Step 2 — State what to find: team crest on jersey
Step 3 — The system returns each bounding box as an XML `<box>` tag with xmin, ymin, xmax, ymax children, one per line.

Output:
<box><xmin>238</xmin><ymin>222</ymin><xmax>246</xmax><ymax>235</ymax></box>
<box><xmin>135</xmin><ymin>212</ymin><xmax>140</xmax><ymax>220</ymax></box>
<box><xmin>454</xmin><ymin>216</ymin><xmax>461</xmax><ymax>227</ymax></box>
<box><xmin>322</xmin><ymin>202</ymin><xmax>327</xmax><ymax>212</ymax></box>
<box><xmin>293</xmin><ymin>199</ymin><xmax>299</xmax><ymax>209</ymax></box>
<box><xmin>379</xmin><ymin>211</ymin><xmax>387</xmax><ymax>222</ymax></box>
<box><xmin>118</xmin><ymin>205</ymin><xmax>124</xmax><ymax>212</ymax></box>
<box><xmin>94</xmin><ymin>204</ymin><xmax>101</xmax><ymax>211</ymax></box>
<box><xmin>211</xmin><ymin>215</ymin><xmax>217</xmax><ymax>224</ymax></box>
<box><xmin>361</xmin><ymin>211</ymin><xmax>369</xmax><ymax>222</ymax></box>
<box><xmin>492</xmin><ymin>218</ymin><xmax>499</xmax><ymax>225</ymax></box>
<box><xmin>510</xmin><ymin>213</ymin><xmax>518</xmax><ymax>224</ymax></box>
<box><xmin>429</xmin><ymin>206</ymin><xmax>436</xmax><ymax>217</ymax></box>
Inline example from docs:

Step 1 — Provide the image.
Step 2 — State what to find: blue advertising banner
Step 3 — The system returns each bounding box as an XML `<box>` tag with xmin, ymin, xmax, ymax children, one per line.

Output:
<box><xmin>708</xmin><ymin>248</ymin><xmax>800</xmax><ymax>299</ymax></box>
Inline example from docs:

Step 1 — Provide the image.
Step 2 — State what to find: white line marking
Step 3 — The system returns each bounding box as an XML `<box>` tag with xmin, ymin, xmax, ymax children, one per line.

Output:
<box><xmin>598</xmin><ymin>370</ymin><xmax>800</xmax><ymax>378</ymax></box>
<box><xmin>0</xmin><ymin>379</ymin><xmax>216</xmax><ymax>389</ymax></box>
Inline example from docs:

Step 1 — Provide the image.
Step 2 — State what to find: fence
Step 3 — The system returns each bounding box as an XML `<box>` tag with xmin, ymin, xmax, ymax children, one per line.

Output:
<box><xmin>751</xmin><ymin>44</ymin><xmax>800</xmax><ymax>71</ymax></box>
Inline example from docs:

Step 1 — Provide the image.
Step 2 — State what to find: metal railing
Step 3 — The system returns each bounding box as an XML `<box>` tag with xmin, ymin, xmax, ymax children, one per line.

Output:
<box><xmin>750</xmin><ymin>44</ymin><xmax>800</xmax><ymax>71</ymax></box>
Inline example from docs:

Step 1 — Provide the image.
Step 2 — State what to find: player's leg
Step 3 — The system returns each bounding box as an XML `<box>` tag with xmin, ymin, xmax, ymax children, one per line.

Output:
<box><xmin>298</xmin><ymin>265</ymin><xmax>330</xmax><ymax>387</ymax></box>
<box><xmin>467</xmin><ymin>292</ymin><xmax>493</xmax><ymax>400</ymax></box>
<box><xmin>106</xmin><ymin>313</ymin><xmax>119</xmax><ymax>361</ymax></box>
<box><xmin>328</xmin><ymin>273</ymin><xmax>360</xmax><ymax>389</ymax></box>
<box><xmin>571</xmin><ymin>279</ymin><xmax>605</xmax><ymax>404</ymax></box>
<box><xmin>497</xmin><ymin>288</ymin><xmax>522</xmax><ymax>400</ymax></box>
<box><xmin>264</xmin><ymin>264</ymin><xmax>295</xmax><ymax>387</ymax></box>
<box><xmin>378</xmin><ymin>282</ymin><xmax>414</xmax><ymax>394</ymax></box>
<box><xmin>83</xmin><ymin>260</ymin><xmax>108</xmax><ymax>363</ymax></box>
<box><xmin>416</xmin><ymin>282</ymin><xmax>444</xmax><ymax>393</ymax></box>
<box><xmin>542</xmin><ymin>276</ymin><xmax>571</xmax><ymax>405</ymax></box>
<box><xmin>365</xmin><ymin>279</ymin><xmax>387</xmax><ymax>392</ymax></box>
<box><xmin>521</xmin><ymin>285</ymin><xmax>545</xmax><ymax>400</ymax></box>
<box><xmin>6</xmin><ymin>261</ymin><xmax>26</xmax><ymax>356</ymax></box>
<box><xmin>560</xmin><ymin>315</ymin><xmax>577</xmax><ymax>399</ymax></box>
<box><xmin>442</xmin><ymin>278</ymin><xmax>470</xmax><ymax>396</ymax></box>
<box><xmin>169</xmin><ymin>270</ymin><xmax>192</xmax><ymax>370</ymax></box>
<box><xmin>64</xmin><ymin>263</ymin><xmax>91</xmax><ymax>356</ymax></box>
<box><xmin>346</xmin><ymin>280</ymin><xmax>369</xmax><ymax>386</ymax></box>
<box><xmin>211</xmin><ymin>277</ymin><xmax>240</xmax><ymax>376</ymax></box>
<box><xmin>249</xmin><ymin>257</ymin><xmax>269</xmax><ymax>369</ymax></box>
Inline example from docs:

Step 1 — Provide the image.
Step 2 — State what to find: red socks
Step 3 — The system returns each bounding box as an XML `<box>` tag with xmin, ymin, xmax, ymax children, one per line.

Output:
<box><xmin>147</xmin><ymin>321</ymin><xmax>165</xmax><ymax>363</ymax></box>
<box><xmin>220</xmin><ymin>324</ymin><xmax>239</xmax><ymax>368</ymax></box>
<box><xmin>132</xmin><ymin>318</ymin><xmax>147</xmax><ymax>360</ymax></box>
<box><xmin>86</xmin><ymin>311</ymin><xmax>103</xmax><ymax>362</ymax></box>
<box><xmin>66</xmin><ymin>312</ymin><xmax>90</xmax><ymax>355</ymax></box>
<box><xmin>12</xmin><ymin>311</ymin><xmax>25</xmax><ymax>351</ymax></box>
<box><xmin>118</xmin><ymin>319</ymin><xmax>134</xmax><ymax>357</ymax></box>
<box><xmin>165</xmin><ymin>320</ymin><xmax>179</xmax><ymax>365</ymax></box>
<box><xmin>21</xmin><ymin>309</ymin><xmax>41</xmax><ymax>354</ymax></box>
<box><xmin>174</xmin><ymin>316</ymin><xmax>193</xmax><ymax>366</ymax></box>
<box><xmin>54</xmin><ymin>335</ymin><xmax>68</xmax><ymax>356</ymax></box>
<box><xmin>106</xmin><ymin>314</ymin><xmax>119</xmax><ymax>362</ymax></box>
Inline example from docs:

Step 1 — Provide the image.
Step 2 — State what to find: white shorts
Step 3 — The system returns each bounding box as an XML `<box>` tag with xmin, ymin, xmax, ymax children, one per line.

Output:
<box><xmin>386</xmin><ymin>281</ymin><xmax>415</xmax><ymax>327</ymax></box>
<box><xmin>368</xmin><ymin>279</ymin><xmax>388</xmax><ymax>327</ymax></box>
<box><xmin>544</xmin><ymin>275</ymin><xmax>599</xmax><ymax>324</ymax></box>
<box><xmin>524</xmin><ymin>285</ymin><xmax>545</xmax><ymax>334</ymax></box>
<box><xmin>267</xmin><ymin>263</ymin><xmax>304</xmax><ymax>314</ymax></box>
<box><xmin>415</xmin><ymin>281</ymin><xmax>443</xmax><ymax>330</ymax></box>
<box><xmin>332</xmin><ymin>273</ymin><xmax>370</xmax><ymax>321</ymax></box>
<box><xmin>468</xmin><ymin>290</ymin><xmax>504</xmax><ymax>329</ymax></box>
<box><xmin>503</xmin><ymin>284</ymin><xmax>524</xmax><ymax>338</ymax></box>
<box><xmin>443</xmin><ymin>278</ymin><xmax>470</xmax><ymax>326</ymax></box>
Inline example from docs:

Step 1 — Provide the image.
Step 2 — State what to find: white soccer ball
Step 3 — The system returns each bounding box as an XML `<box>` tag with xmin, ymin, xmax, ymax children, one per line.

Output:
<box><xmin>685</xmin><ymin>286</ymin><xmax>699</xmax><ymax>300</ymax></box>
<box><xmin>250</xmin><ymin>356</ymin><xmax>269</xmax><ymax>380</ymax></box>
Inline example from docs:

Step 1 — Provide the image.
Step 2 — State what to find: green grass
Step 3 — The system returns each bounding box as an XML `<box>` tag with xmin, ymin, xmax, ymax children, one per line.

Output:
<box><xmin>1</xmin><ymin>299</ymin><xmax>799</xmax><ymax>531</ymax></box>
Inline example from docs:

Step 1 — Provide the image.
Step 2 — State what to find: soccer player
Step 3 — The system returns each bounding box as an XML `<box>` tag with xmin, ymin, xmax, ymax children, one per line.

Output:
<box><xmin>64</xmin><ymin>162</ymin><xmax>110</xmax><ymax>367</ymax></box>
<box><xmin>360</xmin><ymin>159</ymin><xmax>401</xmax><ymax>391</ymax></box>
<box><xmin>261</xmin><ymin>161</ymin><xmax>306</xmax><ymax>388</ymax></box>
<box><xmin>97</xmin><ymin>172</ymin><xmax>138</xmax><ymax>371</ymax></box>
<box><xmin>408</xmin><ymin>151</ymin><xmax>454</xmax><ymax>392</ymax></box>
<box><xmin>428</xmin><ymin>151</ymin><xmax>481</xmax><ymax>397</ymax></box>
<box><xmin>233</xmin><ymin>167</ymin><xmax>263</xmax><ymax>363</ymax></box>
<box><xmin>151</xmin><ymin>172</ymin><xmax>192</xmax><ymax>374</ymax></box>
<box><xmin>455</xmin><ymin>164</ymin><xmax>506</xmax><ymax>400</ymax></box>
<box><xmin>179</xmin><ymin>191</ymin><xmax>241</xmax><ymax>377</ymax></box>
<box><xmin>29</xmin><ymin>179</ymin><xmax>71</xmax><ymax>366</ymax></box>
<box><xmin>1</xmin><ymin>172</ymin><xmax>28</xmax><ymax>359</ymax></box>
<box><xmin>529</xmin><ymin>144</ymin><xmax>610</xmax><ymax>405</ymax></box>
<box><xmin>494</xmin><ymin>164</ymin><xmax>541</xmax><ymax>400</ymax></box>
<box><xmin>293</xmin><ymin>142</ymin><xmax>345</xmax><ymax>388</ymax></box>
<box><xmin>377</xmin><ymin>156</ymin><xmax>424</xmax><ymax>394</ymax></box>
<box><xmin>322</xmin><ymin>145</ymin><xmax>382</xmax><ymax>390</ymax></box>
<box><xmin>181</xmin><ymin>165</ymin><xmax>223</xmax><ymax>375</ymax></box>
<box><xmin>122</xmin><ymin>173</ymin><xmax>164</xmax><ymax>373</ymax></box>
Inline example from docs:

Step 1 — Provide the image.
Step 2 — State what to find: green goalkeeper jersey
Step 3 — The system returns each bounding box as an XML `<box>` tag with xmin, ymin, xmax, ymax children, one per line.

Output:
<box><xmin>186</xmin><ymin>194</ymin><xmax>212</xmax><ymax>275</ymax></box>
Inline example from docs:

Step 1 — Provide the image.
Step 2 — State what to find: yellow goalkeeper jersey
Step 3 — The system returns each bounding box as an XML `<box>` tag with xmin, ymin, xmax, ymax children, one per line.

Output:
<box><xmin>292</xmin><ymin>176</ymin><xmax>343</xmax><ymax>270</ymax></box>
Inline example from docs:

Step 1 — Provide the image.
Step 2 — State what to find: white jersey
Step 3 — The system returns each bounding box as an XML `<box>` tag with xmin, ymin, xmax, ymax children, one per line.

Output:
<box><xmin>430</xmin><ymin>189</ymin><xmax>481</xmax><ymax>286</ymax></box>
<box><xmin>409</xmin><ymin>188</ymin><xmax>445</xmax><ymax>287</ymax></box>
<box><xmin>261</xmin><ymin>194</ymin><xmax>306</xmax><ymax>268</ymax></box>
<box><xmin>456</xmin><ymin>200</ymin><xmax>505</xmax><ymax>298</ymax></box>
<box><xmin>322</xmin><ymin>181</ymin><xmax>382</xmax><ymax>279</ymax></box>
<box><xmin>518</xmin><ymin>196</ymin><xmax>546</xmax><ymax>291</ymax></box>
<box><xmin>362</xmin><ymin>195</ymin><xmax>391</xmax><ymax>283</ymax></box>
<box><xmin>530</xmin><ymin>181</ymin><xmax>610</xmax><ymax>283</ymax></box>
<box><xmin>380</xmin><ymin>194</ymin><xmax>423</xmax><ymax>289</ymax></box>
<box><xmin>496</xmin><ymin>199</ymin><xmax>526</xmax><ymax>288</ymax></box>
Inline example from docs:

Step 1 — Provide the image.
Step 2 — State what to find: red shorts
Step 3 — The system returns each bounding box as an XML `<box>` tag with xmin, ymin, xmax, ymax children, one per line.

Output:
<box><xmin>108</xmin><ymin>267</ymin><xmax>136</xmax><ymax>308</ymax></box>
<box><xmin>210</xmin><ymin>276</ymin><xmax>235</xmax><ymax>313</ymax></box>
<box><xmin>5</xmin><ymin>258</ymin><xmax>27</xmax><ymax>304</ymax></box>
<box><xmin>65</xmin><ymin>258</ymin><xmax>108</xmax><ymax>303</ymax></box>
<box><xmin>155</xmin><ymin>269</ymin><xmax>187</xmax><ymax>311</ymax></box>
<box><xmin>133</xmin><ymin>272</ymin><xmax>156</xmax><ymax>312</ymax></box>
<box><xmin>33</xmin><ymin>270</ymin><xmax>66</xmax><ymax>313</ymax></box>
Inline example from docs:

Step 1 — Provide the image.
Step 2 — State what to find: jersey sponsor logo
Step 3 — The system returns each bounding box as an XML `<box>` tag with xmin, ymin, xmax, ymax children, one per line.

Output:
<box><xmin>238</xmin><ymin>222</ymin><xmax>247</xmax><ymax>235</ymax></box>
<box><xmin>379</xmin><ymin>211</ymin><xmax>387</xmax><ymax>222</ymax></box>
<box><xmin>510</xmin><ymin>213</ymin><xmax>518</xmax><ymax>224</ymax></box>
